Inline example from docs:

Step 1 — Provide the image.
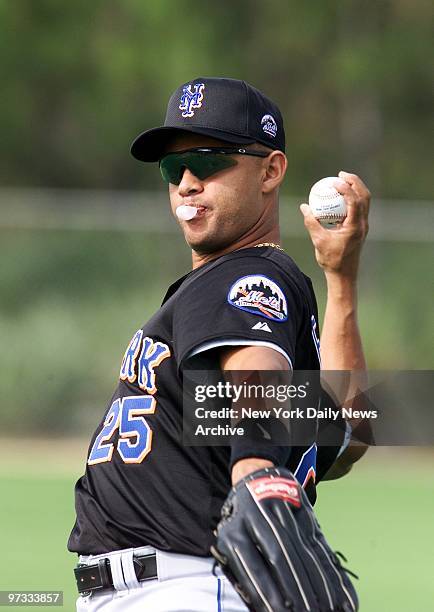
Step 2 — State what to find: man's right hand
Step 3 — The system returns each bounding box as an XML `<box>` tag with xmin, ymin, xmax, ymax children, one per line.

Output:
<box><xmin>300</xmin><ymin>171</ymin><xmax>370</xmax><ymax>280</ymax></box>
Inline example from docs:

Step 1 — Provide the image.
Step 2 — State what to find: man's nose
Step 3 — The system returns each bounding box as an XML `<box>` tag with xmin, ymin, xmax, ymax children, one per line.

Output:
<box><xmin>177</xmin><ymin>167</ymin><xmax>204</xmax><ymax>196</ymax></box>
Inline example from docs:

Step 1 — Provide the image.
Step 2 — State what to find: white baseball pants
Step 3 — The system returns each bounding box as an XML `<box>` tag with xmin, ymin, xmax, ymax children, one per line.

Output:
<box><xmin>76</xmin><ymin>546</ymin><xmax>248</xmax><ymax>611</ymax></box>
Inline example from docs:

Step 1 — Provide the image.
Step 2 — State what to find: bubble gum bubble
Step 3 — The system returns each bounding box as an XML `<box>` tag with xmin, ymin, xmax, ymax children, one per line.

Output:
<box><xmin>176</xmin><ymin>205</ymin><xmax>198</xmax><ymax>221</ymax></box>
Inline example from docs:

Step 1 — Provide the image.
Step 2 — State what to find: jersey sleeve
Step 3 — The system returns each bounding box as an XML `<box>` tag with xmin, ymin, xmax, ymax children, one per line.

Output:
<box><xmin>315</xmin><ymin>388</ymin><xmax>350</xmax><ymax>482</ymax></box>
<box><xmin>173</xmin><ymin>254</ymin><xmax>305</xmax><ymax>370</ymax></box>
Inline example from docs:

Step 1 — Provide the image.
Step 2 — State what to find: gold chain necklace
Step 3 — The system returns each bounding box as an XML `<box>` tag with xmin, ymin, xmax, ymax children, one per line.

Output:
<box><xmin>254</xmin><ymin>242</ymin><xmax>284</xmax><ymax>251</ymax></box>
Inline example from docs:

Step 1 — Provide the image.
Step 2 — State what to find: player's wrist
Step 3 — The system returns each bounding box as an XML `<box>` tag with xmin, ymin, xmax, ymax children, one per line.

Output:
<box><xmin>231</xmin><ymin>457</ymin><xmax>274</xmax><ymax>485</ymax></box>
<box><xmin>325</xmin><ymin>270</ymin><xmax>358</xmax><ymax>301</ymax></box>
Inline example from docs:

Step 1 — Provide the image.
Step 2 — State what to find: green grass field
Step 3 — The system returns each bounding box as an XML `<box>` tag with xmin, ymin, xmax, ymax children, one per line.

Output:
<box><xmin>1</xmin><ymin>441</ymin><xmax>433</xmax><ymax>611</ymax></box>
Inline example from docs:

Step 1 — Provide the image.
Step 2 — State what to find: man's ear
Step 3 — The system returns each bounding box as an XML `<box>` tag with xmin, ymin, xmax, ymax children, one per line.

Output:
<box><xmin>262</xmin><ymin>151</ymin><xmax>287</xmax><ymax>194</ymax></box>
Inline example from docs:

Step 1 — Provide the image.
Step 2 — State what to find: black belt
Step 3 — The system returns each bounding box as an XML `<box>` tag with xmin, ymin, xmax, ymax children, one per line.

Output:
<box><xmin>74</xmin><ymin>552</ymin><xmax>157</xmax><ymax>595</ymax></box>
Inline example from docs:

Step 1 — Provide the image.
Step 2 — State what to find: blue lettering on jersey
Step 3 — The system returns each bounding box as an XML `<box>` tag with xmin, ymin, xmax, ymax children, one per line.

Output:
<box><xmin>120</xmin><ymin>331</ymin><xmax>170</xmax><ymax>389</ymax></box>
<box><xmin>120</xmin><ymin>330</ymin><xmax>143</xmax><ymax>382</ymax></box>
<box><xmin>137</xmin><ymin>337</ymin><xmax>171</xmax><ymax>393</ymax></box>
<box><xmin>89</xmin><ymin>333</ymin><xmax>170</xmax><ymax>466</ymax></box>
<box><xmin>294</xmin><ymin>443</ymin><xmax>317</xmax><ymax>489</ymax></box>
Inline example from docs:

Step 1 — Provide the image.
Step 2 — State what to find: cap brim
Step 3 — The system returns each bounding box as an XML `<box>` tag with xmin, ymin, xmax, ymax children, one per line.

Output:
<box><xmin>130</xmin><ymin>126</ymin><xmax>256</xmax><ymax>162</ymax></box>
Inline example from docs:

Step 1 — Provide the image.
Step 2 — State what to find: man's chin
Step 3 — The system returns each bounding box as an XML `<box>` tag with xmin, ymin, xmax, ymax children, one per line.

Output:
<box><xmin>186</xmin><ymin>235</ymin><xmax>233</xmax><ymax>255</ymax></box>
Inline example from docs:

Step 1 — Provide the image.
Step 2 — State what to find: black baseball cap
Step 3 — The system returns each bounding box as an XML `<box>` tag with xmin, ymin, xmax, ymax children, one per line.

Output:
<box><xmin>131</xmin><ymin>77</ymin><xmax>285</xmax><ymax>162</ymax></box>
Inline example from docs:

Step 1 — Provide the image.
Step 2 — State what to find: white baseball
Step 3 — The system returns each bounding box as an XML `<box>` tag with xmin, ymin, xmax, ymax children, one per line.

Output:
<box><xmin>308</xmin><ymin>177</ymin><xmax>347</xmax><ymax>227</ymax></box>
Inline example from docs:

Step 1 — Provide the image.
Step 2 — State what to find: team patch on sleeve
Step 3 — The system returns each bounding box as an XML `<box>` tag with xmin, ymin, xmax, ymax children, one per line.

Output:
<box><xmin>227</xmin><ymin>275</ymin><xmax>288</xmax><ymax>322</ymax></box>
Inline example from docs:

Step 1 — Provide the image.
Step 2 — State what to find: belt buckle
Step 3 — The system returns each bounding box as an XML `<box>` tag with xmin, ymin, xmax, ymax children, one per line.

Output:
<box><xmin>74</xmin><ymin>559</ymin><xmax>111</xmax><ymax>596</ymax></box>
<box><xmin>133</xmin><ymin>553</ymin><xmax>158</xmax><ymax>581</ymax></box>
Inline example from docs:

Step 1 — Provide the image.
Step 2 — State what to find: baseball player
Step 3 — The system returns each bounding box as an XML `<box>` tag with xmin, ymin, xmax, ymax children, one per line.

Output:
<box><xmin>68</xmin><ymin>77</ymin><xmax>370</xmax><ymax>611</ymax></box>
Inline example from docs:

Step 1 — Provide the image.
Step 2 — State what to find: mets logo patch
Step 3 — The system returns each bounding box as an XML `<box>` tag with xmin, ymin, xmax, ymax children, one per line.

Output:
<box><xmin>261</xmin><ymin>114</ymin><xmax>277</xmax><ymax>138</ymax></box>
<box><xmin>228</xmin><ymin>275</ymin><xmax>288</xmax><ymax>322</ymax></box>
<box><xmin>179</xmin><ymin>83</ymin><xmax>205</xmax><ymax>118</ymax></box>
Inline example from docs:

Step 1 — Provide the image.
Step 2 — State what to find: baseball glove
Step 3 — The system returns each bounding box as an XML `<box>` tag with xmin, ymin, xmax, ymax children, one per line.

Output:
<box><xmin>211</xmin><ymin>467</ymin><xmax>358</xmax><ymax>612</ymax></box>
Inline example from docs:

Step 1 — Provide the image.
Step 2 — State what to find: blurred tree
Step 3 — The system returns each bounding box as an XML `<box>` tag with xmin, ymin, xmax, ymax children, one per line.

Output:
<box><xmin>0</xmin><ymin>0</ymin><xmax>431</xmax><ymax>197</ymax></box>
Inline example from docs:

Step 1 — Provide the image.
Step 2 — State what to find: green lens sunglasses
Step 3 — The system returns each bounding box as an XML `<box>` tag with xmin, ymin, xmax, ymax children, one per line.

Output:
<box><xmin>159</xmin><ymin>147</ymin><xmax>270</xmax><ymax>185</ymax></box>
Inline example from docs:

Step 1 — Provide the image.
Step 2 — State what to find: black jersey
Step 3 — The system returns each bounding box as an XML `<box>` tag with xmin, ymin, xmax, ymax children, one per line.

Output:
<box><xmin>68</xmin><ymin>247</ymin><xmax>344</xmax><ymax>556</ymax></box>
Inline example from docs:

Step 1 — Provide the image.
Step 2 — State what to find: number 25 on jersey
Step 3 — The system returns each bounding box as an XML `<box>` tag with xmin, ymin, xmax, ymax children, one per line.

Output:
<box><xmin>88</xmin><ymin>396</ymin><xmax>156</xmax><ymax>465</ymax></box>
<box><xmin>88</xmin><ymin>333</ymin><xmax>170</xmax><ymax>466</ymax></box>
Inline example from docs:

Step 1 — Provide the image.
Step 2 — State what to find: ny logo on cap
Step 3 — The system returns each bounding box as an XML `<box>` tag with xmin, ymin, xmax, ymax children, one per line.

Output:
<box><xmin>179</xmin><ymin>83</ymin><xmax>205</xmax><ymax>118</ymax></box>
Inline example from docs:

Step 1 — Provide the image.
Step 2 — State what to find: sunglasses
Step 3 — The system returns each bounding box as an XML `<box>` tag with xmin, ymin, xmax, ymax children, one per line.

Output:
<box><xmin>159</xmin><ymin>147</ymin><xmax>270</xmax><ymax>185</ymax></box>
